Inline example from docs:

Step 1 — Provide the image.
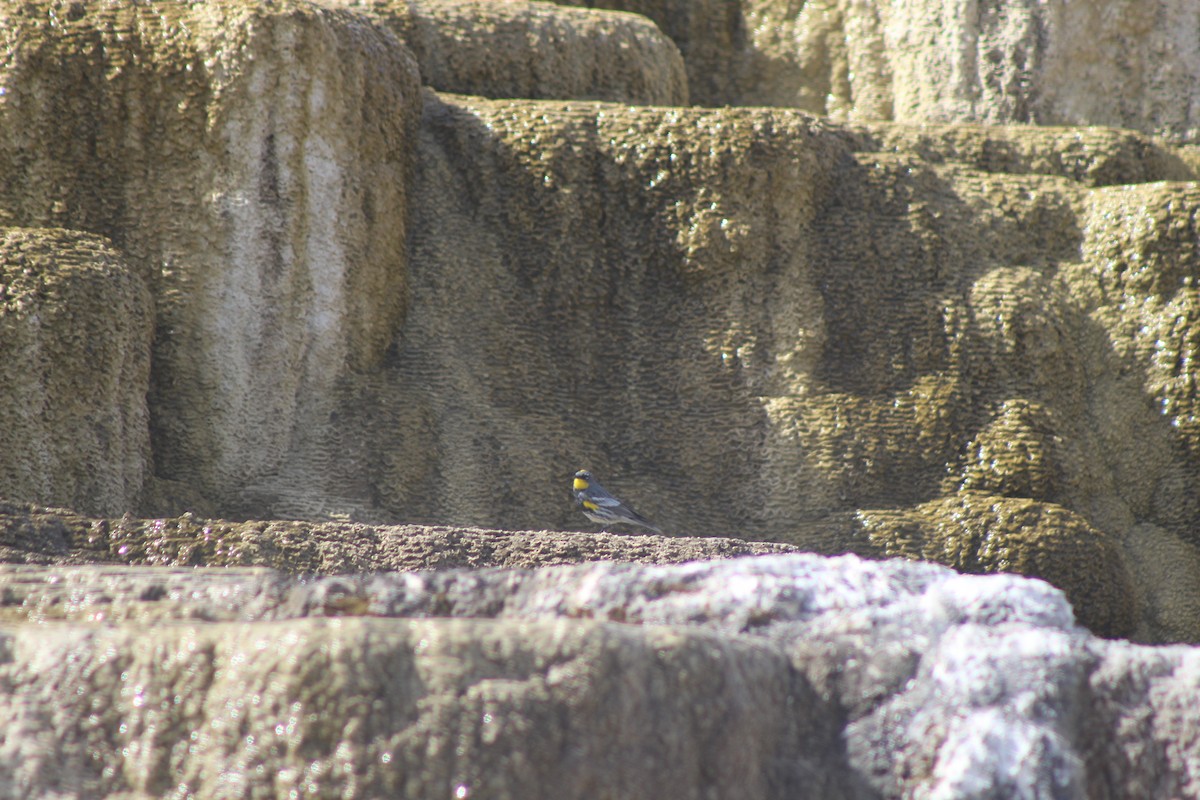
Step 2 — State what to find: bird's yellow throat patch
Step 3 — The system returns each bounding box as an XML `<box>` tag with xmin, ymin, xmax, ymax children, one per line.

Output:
<box><xmin>573</xmin><ymin>477</ymin><xmax>589</xmax><ymax>491</ymax></box>
<box><xmin>582</xmin><ymin>500</ymin><xmax>599</xmax><ymax>511</ymax></box>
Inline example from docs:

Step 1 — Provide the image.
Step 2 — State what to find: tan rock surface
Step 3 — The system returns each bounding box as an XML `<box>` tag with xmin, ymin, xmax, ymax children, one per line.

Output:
<box><xmin>0</xmin><ymin>497</ymin><xmax>1136</xmax><ymax>640</ymax></box>
<box><xmin>383</xmin><ymin>97</ymin><xmax>1197</xmax><ymax>540</ymax></box>
<box><xmin>562</xmin><ymin>0</ymin><xmax>744</xmax><ymax>106</ymax></box>
<box><xmin>0</xmin><ymin>501</ymin><xmax>797</xmax><ymax>576</ymax></box>
<box><xmin>328</xmin><ymin>0</ymin><xmax>688</xmax><ymax>105</ymax></box>
<box><xmin>579</xmin><ymin>0</ymin><xmax>1200</xmax><ymax>141</ymax></box>
<box><xmin>0</xmin><ymin>557</ymin><xmax>1197</xmax><ymax>798</ymax></box>
<box><xmin>0</xmin><ymin>0</ymin><xmax>422</xmax><ymax>508</ymax></box>
<box><xmin>0</xmin><ymin>228</ymin><xmax>152</xmax><ymax>516</ymax></box>
<box><xmin>0</xmin><ymin>615</ymin><xmax>847</xmax><ymax>799</ymax></box>
<box><xmin>851</xmin><ymin>493</ymin><xmax>1135</xmax><ymax>639</ymax></box>
<box><xmin>7</xmin><ymin>0</ymin><xmax>1200</xmax><ymax>794</ymax></box>
<box><xmin>2</xmin><ymin>0</ymin><xmax>1200</xmax><ymax>644</ymax></box>
<box><xmin>379</xmin><ymin>94</ymin><xmax>1200</xmax><ymax>637</ymax></box>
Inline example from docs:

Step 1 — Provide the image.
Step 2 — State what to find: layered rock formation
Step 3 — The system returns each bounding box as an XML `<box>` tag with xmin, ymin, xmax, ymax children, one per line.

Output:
<box><xmin>4</xmin><ymin>0</ymin><xmax>1200</xmax><ymax>794</ymax></box>
<box><xmin>0</xmin><ymin>0</ymin><xmax>421</xmax><ymax>514</ymax></box>
<box><xmin>574</xmin><ymin>0</ymin><xmax>1200</xmax><ymax>140</ymax></box>
<box><xmin>4</xmin><ymin>0</ymin><xmax>1198</xmax><ymax>643</ymax></box>
<box><xmin>331</xmin><ymin>0</ymin><xmax>688</xmax><ymax>105</ymax></box>
<box><xmin>1</xmin><ymin>555</ymin><xmax>1197</xmax><ymax>799</ymax></box>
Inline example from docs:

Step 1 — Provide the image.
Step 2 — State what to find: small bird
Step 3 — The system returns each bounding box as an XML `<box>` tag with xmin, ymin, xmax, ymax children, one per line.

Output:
<box><xmin>572</xmin><ymin>469</ymin><xmax>662</xmax><ymax>533</ymax></box>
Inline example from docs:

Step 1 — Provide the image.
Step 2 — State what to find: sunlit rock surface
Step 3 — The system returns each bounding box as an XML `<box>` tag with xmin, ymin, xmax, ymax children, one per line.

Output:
<box><xmin>5</xmin><ymin>0</ymin><xmax>1200</xmax><ymax>796</ymax></box>
<box><xmin>0</xmin><ymin>554</ymin><xmax>1196</xmax><ymax>799</ymax></box>
<box><xmin>3</xmin><ymin>1</ymin><xmax>1200</xmax><ymax>645</ymax></box>
<box><xmin>328</xmin><ymin>0</ymin><xmax>689</xmax><ymax>105</ymax></box>
<box><xmin>0</xmin><ymin>0</ymin><xmax>422</xmax><ymax>509</ymax></box>
<box><xmin>572</xmin><ymin>0</ymin><xmax>1200</xmax><ymax>140</ymax></box>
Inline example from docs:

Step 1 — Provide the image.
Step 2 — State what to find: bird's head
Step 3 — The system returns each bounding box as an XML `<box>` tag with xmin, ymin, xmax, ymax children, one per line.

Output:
<box><xmin>573</xmin><ymin>470</ymin><xmax>592</xmax><ymax>490</ymax></box>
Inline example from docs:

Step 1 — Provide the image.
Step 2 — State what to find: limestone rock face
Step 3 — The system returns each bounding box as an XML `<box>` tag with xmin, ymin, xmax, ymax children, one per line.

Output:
<box><xmin>3</xmin><ymin>0</ymin><xmax>1200</xmax><ymax>646</ymax></box>
<box><xmin>0</xmin><ymin>0</ymin><xmax>422</xmax><ymax>509</ymax></box>
<box><xmin>852</xmin><ymin>493</ymin><xmax>1135</xmax><ymax>639</ymax></box>
<box><xmin>369</xmin><ymin>94</ymin><xmax>1190</xmax><ymax>638</ymax></box>
<box><xmin>330</xmin><ymin>0</ymin><xmax>689</xmax><ymax>105</ymax></box>
<box><xmin>377</xmin><ymin>96</ymin><xmax>836</xmax><ymax>534</ymax></box>
<box><xmin>1</xmin><ymin>616</ymin><xmax>844</xmax><ymax>799</ymax></box>
<box><xmin>0</xmin><ymin>500</ymin><xmax>1141</xmax><ymax>638</ymax></box>
<box><xmin>0</xmin><ymin>229</ymin><xmax>152</xmax><ymax>516</ymax></box>
<box><xmin>1</xmin><ymin>555</ymin><xmax>1198</xmax><ymax>799</ymax></box>
<box><xmin>6</xmin><ymin>0</ymin><xmax>1200</xmax><ymax>793</ymax></box>
<box><xmin>579</xmin><ymin>0</ymin><xmax>1200</xmax><ymax>141</ymax></box>
<box><xmin>388</xmin><ymin>98</ymin><xmax>1184</xmax><ymax>543</ymax></box>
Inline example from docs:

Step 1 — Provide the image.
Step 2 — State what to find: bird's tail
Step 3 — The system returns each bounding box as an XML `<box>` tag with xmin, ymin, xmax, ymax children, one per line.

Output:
<box><xmin>631</xmin><ymin>515</ymin><xmax>662</xmax><ymax>534</ymax></box>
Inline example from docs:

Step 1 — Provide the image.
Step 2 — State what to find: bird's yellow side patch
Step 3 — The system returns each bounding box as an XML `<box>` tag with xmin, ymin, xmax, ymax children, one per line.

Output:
<box><xmin>573</xmin><ymin>478</ymin><xmax>589</xmax><ymax>491</ymax></box>
<box><xmin>582</xmin><ymin>500</ymin><xmax>599</xmax><ymax>511</ymax></box>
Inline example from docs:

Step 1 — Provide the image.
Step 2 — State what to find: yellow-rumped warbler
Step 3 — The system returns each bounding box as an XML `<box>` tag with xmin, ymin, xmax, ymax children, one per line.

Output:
<box><xmin>572</xmin><ymin>470</ymin><xmax>662</xmax><ymax>533</ymax></box>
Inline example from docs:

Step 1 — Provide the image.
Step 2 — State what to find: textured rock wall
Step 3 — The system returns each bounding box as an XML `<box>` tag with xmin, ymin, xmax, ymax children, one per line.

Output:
<box><xmin>1</xmin><ymin>0</ymin><xmax>1200</xmax><ymax>645</ymax></box>
<box><xmin>577</xmin><ymin>0</ymin><xmax>1200</xmax><ymax>142</ymax></box>
<box><xmin>330</xmin><ymin>0</ymin><xmax>688</xmax><ymax>105</ymax></box>
<box><xmin>0</xmin><ymin>229</ymin><xmax>152</xmax><ymax>516</ymax></box>
<box><xmin>0</xmin><ymin>613</ymin><xmax>847</xmax><ymax>798</ymax></box>
<box><xmin>6</xmin><ymin>0</ymin><xmax>1200</xmax><ymax>642</ymax></box>
<box><xmin>0</xmin><ymin>0</ymin><xmax>421</xmax><ymax>510</ymax></box>
<box><xmin>5</xmin><ymin>0</ymin><xmax>1200</xmax><ymax>794</ymax></box>
<box><xmin>378</xmin><ymin>96</ymin><xmax>834</xmax><ymax>534</ymax></box>
<box><xmin>368</xmin><ymin>96</ymin><xmax>1192</xmax><ymax>640</ymax></box>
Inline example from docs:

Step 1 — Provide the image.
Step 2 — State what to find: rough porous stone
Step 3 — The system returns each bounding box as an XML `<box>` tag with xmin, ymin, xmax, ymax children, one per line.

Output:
<box><xmin>2</xmin><ymin>0</ymin><xmax>1200</xmax><ymax>649</ymax></box>
<box><xmin>327</xmin><ymin>0</ymin><xmax>688</xmax><ymax>105</ymax></box>
<box><xmin>0</xmin><ymin>501</ymin><xmax>798</xmax><ymax>575</ymax></box>
<box><xmin>0</xmin><ymin>0</ymin><xmax>422</xmax><ymax>506</ymax></box>
<box><xmin>1</xmin><ymin>555</ymin><xmax>1199</xmax><ymax>798</ymax></box>
<box><xmin>561</xmin><ymin>0</ymin><xmax>745</xmax><ymax>107</ymax></box>
<box><xmin>370</xmin><ymin>94</ymin><xmax>1188</xmax><ymax>638</ymax></box>
<box><xmin>850</xmin><ymin>493</ymin><xmax>1136</xmax><ymax>639</ymax></box>
<box><xmin>0</xmin><ymin>228</ymin><xmax>152</xmax><ymax>516</ymax></box>
<box><xmin>0</xmin><ymin>616</ymin><xmax>850</xmax><ymax>799</ymax></box>
<box><xmin>4</xmin><ymin>1</ymin><xmax>1200</xmax><ymax>795</ymax></box>
<box><xmin>579</xmin><ymin>0</ymin><xmax>1200</xmax><ymax>142</ymax></box>
<box><xmin>0</xmin><ymin>500</ymin><xmax>1137</xmax><ymax>641</ymax></box>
